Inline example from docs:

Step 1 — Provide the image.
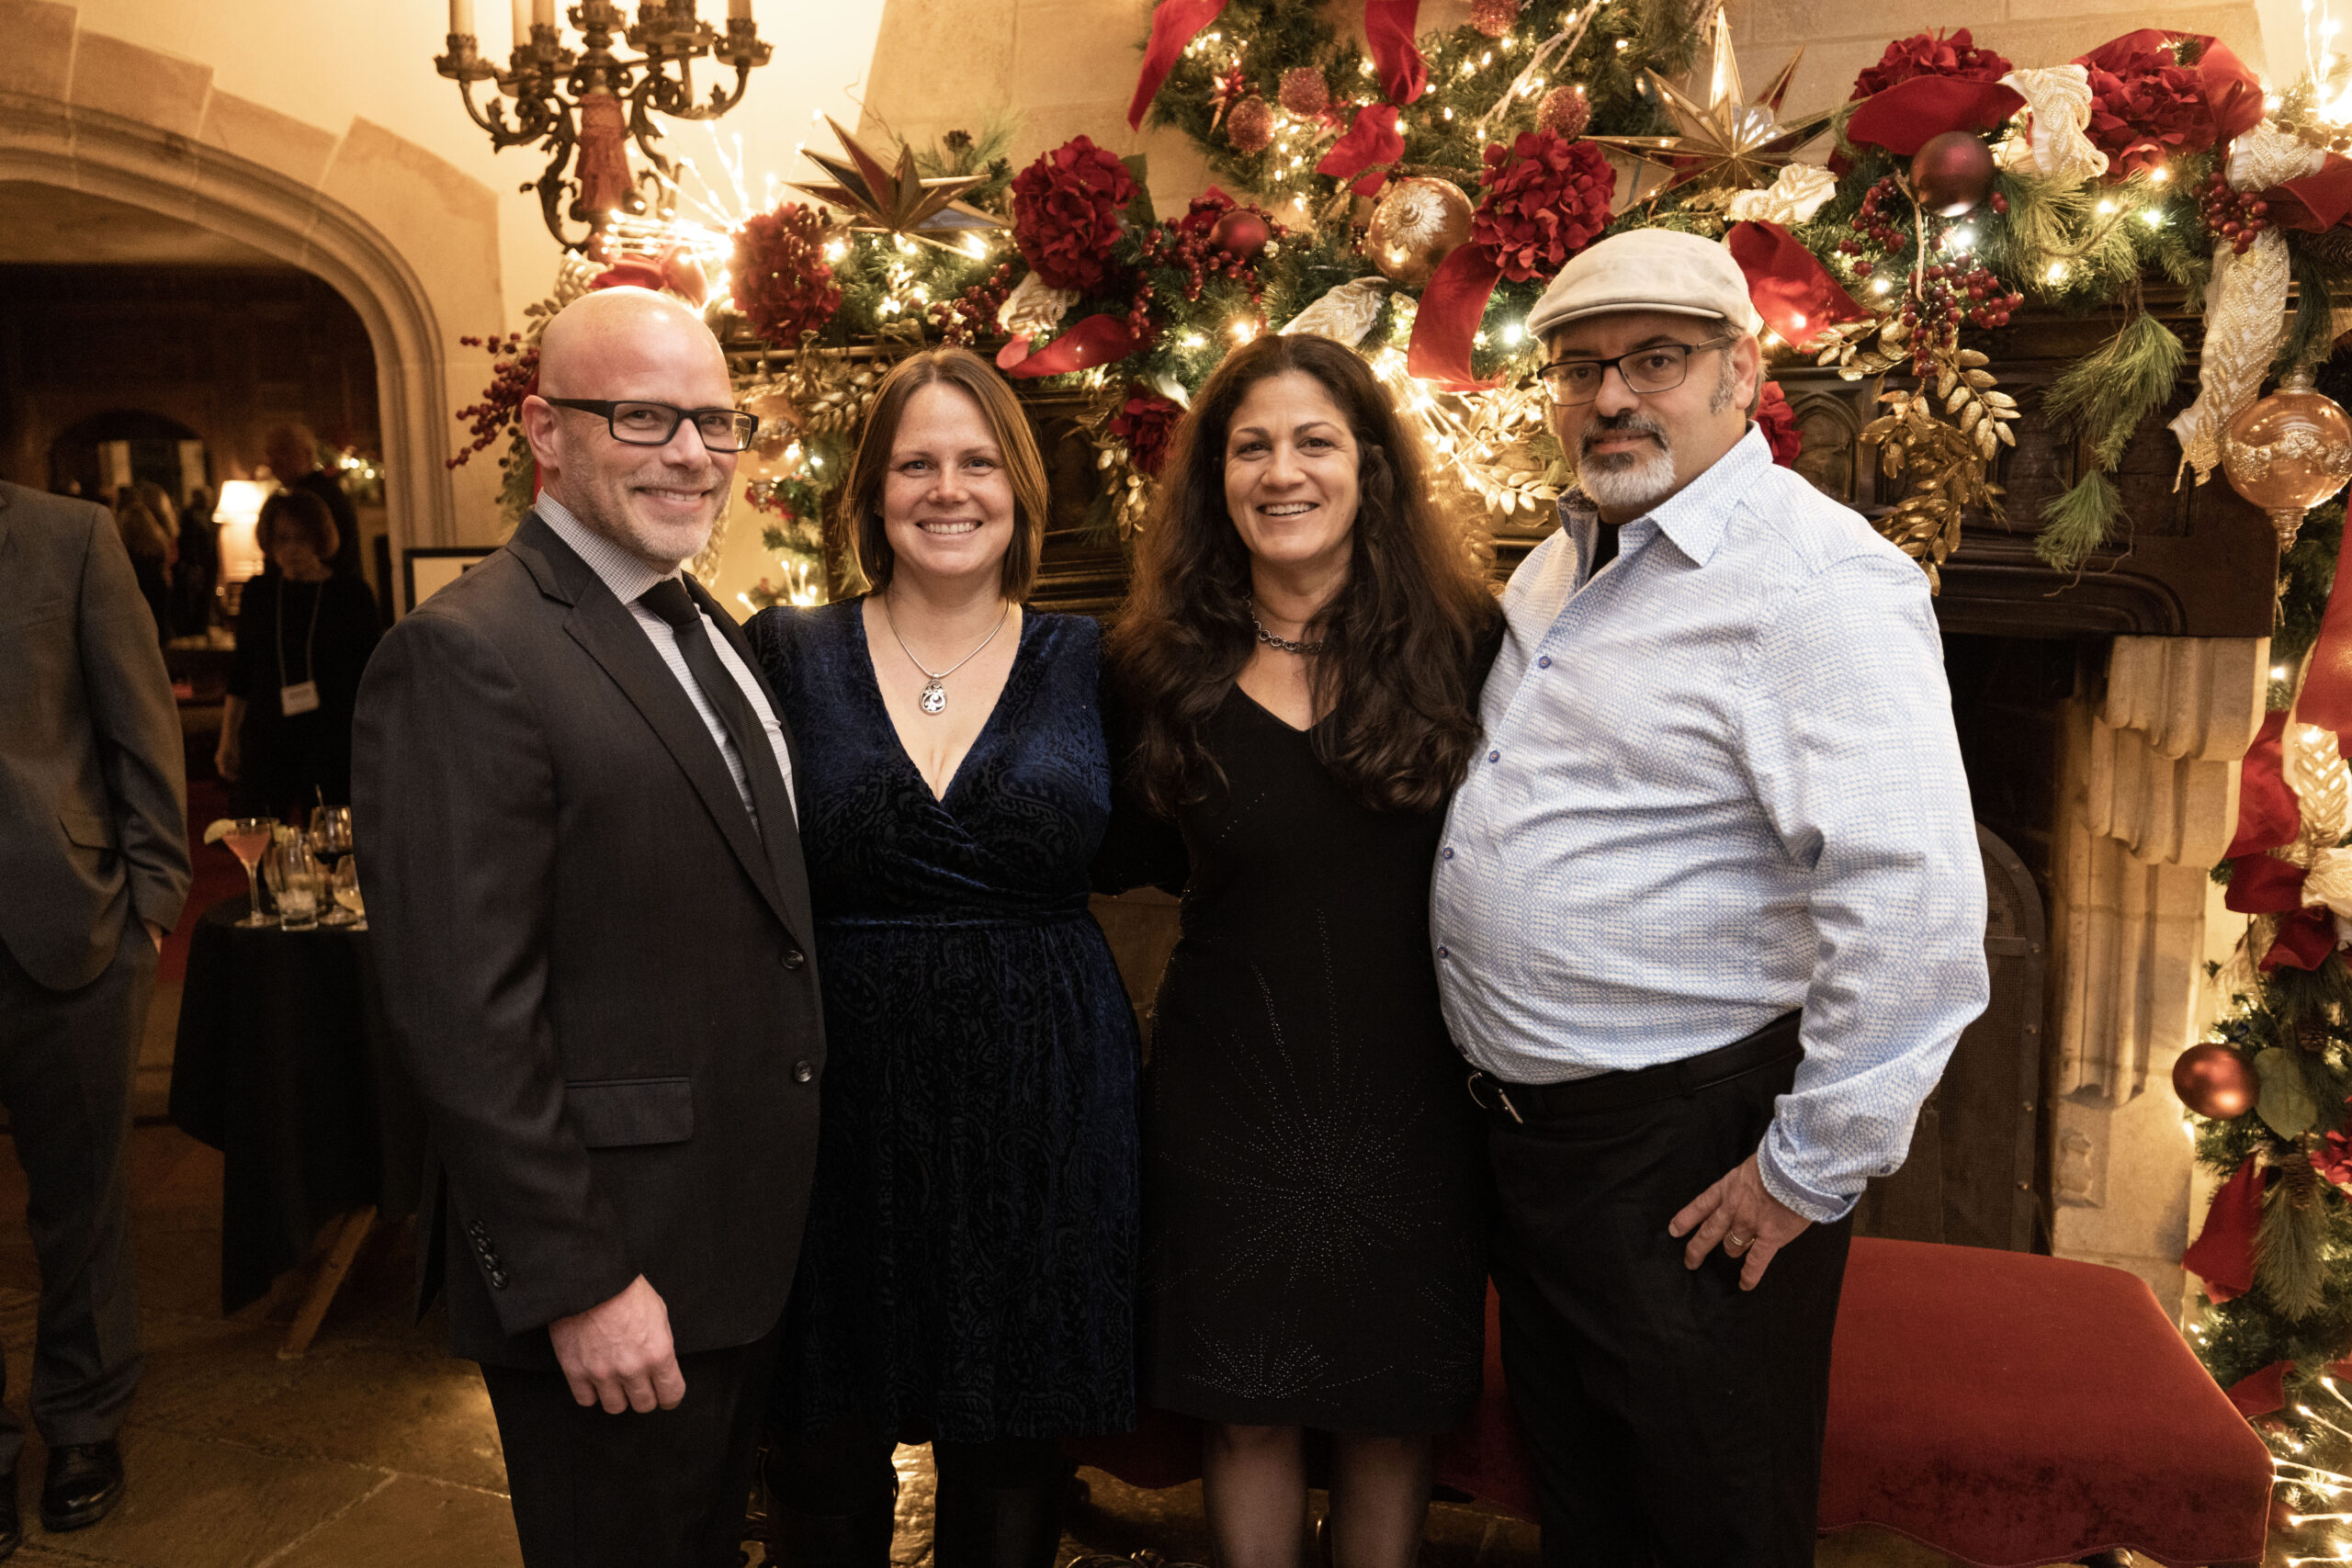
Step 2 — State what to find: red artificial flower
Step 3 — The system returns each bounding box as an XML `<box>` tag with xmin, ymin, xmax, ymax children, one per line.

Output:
<box><xmin>1108</xmin><ymin>389</ymin><xmax>1182</xmax><ymax>477</ymax></box>
<box><xmin>1756</xmin><ymin>382</ymin><xmax>1803</xmax><ymax>468</ymax></box>
<box><xmin>1012</xmin><ymin>135</ymin><xmax>1136</xmax><ymax>294</ymax></box>
<box><xmin>1851</xmin><ymin>28</ymin><xmax>2013</xmax><ymax>100</ymax></box>
<box><xmin>2080</xmin><ymin>44</ymin><xmax>2217</xmax><ymax>178</ymax></box>
<box><xmin>731</xmin><ymin>203</ymin><xmax>842</xmax><ymax>347</ymax></box>
<box><xmin>1472</xmin><ymin>130</ymin><xmax>1615</xmax><ymax>284</ymax></box>
<box><xmin>2315</xmin><ymin>1127</ymin><xmax>2352</xmax><ymax>1190</ymax></box>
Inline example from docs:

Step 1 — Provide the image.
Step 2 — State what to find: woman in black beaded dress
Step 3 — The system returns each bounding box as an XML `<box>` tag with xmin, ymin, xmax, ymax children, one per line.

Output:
<box><xmin>748</xmin><ymin>347</ymin><xmax>1138</xmax><ymax>1568</ymax></box>
<box><xmin>1099</xmin><ymin>333</ymin><xmax>1502</xmax><ymax>1568</ymax></box>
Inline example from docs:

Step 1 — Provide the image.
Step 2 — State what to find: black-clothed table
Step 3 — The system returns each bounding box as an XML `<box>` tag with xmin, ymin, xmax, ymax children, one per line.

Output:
<box><xmin>168</xmin><ymin>895</ymin><xmax>422</xmax><ymax>1314</ymax></box>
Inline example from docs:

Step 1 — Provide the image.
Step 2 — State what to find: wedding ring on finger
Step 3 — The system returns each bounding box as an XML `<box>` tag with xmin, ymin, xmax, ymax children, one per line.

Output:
<box><xmin>1726</xmin><ymin>1233</ymin><xmax>1754</xmax><ymax>1251</ymax></box>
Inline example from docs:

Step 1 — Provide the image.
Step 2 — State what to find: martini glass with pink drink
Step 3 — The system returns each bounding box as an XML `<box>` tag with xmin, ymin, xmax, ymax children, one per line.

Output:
<box><xmin>221</xmin><ymin>817</ymin><xmax>277</xmax><ymax>927</ymax></box>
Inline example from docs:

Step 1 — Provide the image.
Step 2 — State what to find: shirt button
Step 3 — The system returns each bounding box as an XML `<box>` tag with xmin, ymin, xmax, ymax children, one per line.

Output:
<box><xmin>1441</xmin><ymin>847</ymin><xmax>1454</xmax><ymax>861</ymax></box>
<box><xmin>793</xmin><ymin>1060</ymin><xmax>815</xmax><ymax>1084</ymax></box>
<box><xmin>1487</xmin><ymin>750</ymin><xmax>1499</xmax><ymax>763</ymax></box>
<box><xmin>1537</xmin><ymin>655</ymin><xmax>1552</xmax><ymax>669</ymax></box>
<box><xmin>1435</xmin><ymin>945</ymin><xmax>1450</xmax><ymax>959</ymax></box>
<box><xmin>780</xmin><ymin>948</ymin><xmax>805</xmax><ymax>970</ymax></box>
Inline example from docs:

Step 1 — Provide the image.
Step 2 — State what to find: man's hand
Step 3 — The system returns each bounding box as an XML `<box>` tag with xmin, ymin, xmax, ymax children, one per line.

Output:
<box><xmin>1668</xmin><ymin>1152</ymin><xmax>1811</xmax><ymax>1292</ymax></box>
<box><xmin>212</xmin><ymin>738</ymin><xmax>239</xmax><ymax>784</ymax></box>
<box><xmin>142</xmin><ymin>920</ymin><xmax>164</xmax><ymax>953</ymax></box>
<box><xmin>548</xmin><ymin>1275</ymin><xmax>684</xmax><ymax>1414</ymax></box>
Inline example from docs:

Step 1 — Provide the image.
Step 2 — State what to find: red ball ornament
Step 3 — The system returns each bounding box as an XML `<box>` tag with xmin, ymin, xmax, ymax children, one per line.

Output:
<box><xmin>2172</xmin><ymin>1042</ymin><xmax>2259</xmax><ymax>1121</ymax></box>
<box><xmin>1278</xmin><ymin>67</ymin><xmax>1329</xmax><ymax>118</ymax></box>
<box><xmin>1536</xmin><ymin>84</ymin><xmax>1590</xmax><ymax>139</ymax></box>
<box><xmin>1227</xmin><ymin>95</ymin><xmax>1275</xmax><ymax>155</ymax></box>
<box><xmin>1909</xmin><ymin>130</ymin><xmax>1996</xmax><ymax>218</ymax></box>
<box><xmin>1212</xmin><ymin>208</ymin><xmax>1272</xmax><ymax>258</ymax></box>
<box><xmin>1471</xmin><ymin>0</ymin><xmax>1522</xmax><ymax>37</ymax></box>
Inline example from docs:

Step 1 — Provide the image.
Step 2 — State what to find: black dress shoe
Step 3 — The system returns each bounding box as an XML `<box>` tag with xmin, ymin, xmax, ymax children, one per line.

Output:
<box><xmin>0</xmin><ymin>1469</ymin><xmax>18</xmax><ymax>1560</ymax></box>
<box><xmin>40</xmin><ymin>1440</ymin><xmax>122</xmax><ymax>1532</ymax></box>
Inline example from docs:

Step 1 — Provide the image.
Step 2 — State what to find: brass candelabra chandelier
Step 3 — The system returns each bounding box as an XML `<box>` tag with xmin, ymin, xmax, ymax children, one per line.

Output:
<box><xmin>435</xmin><ymin>0</ymin><xmax>772</xmax><ymax>251</ymax></box>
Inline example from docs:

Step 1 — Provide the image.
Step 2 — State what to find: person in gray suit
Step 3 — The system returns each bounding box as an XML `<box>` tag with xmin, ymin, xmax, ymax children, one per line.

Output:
<box><xmin>0</xmin><ymin>479</ymin><xmax>191</xmax><ymax>1552</ymax></box>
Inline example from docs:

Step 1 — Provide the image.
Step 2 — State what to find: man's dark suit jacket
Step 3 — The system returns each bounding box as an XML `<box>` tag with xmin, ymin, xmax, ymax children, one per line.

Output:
<box><xmin>0</xmin><ymin>480</ymin><xmax>189</xmax><ymax>988</ymax></box>
<box><xmin>352</xmin><ymin>513</ymin><xmax>824</xmax><ymax>1370</ymax></box>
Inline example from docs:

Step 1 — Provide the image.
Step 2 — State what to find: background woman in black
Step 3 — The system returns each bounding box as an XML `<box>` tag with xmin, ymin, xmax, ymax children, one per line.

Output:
<box><xmin>1100</xmin><ymin>333</ymin><xmax>1502</xmax><ymax>1568</ymax></box>
<box><xmin>215</xmin><ymin>489</ymin><xmax>379</xmax><ymax>819</ymax></box>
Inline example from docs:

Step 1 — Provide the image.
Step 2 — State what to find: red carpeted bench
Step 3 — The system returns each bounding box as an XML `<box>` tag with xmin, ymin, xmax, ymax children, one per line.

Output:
<box><xmin>1074</xmin><ymin>1239</ymin><xmax>2275</xmax><ymax>1568</ymax></box>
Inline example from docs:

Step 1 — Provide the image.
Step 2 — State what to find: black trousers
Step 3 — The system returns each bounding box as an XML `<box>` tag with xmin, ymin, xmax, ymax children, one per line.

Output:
<box><xmin>1484</xmin><ymin>1048</ymin><xmax>1851</xmax><ymax>1568</ymax></box>
<box><xmin>0</xmin><ymin>919</ymin><xmax>153</xmax><ymax>1472</ymax></box>
<box><xmin>481</xmin><ymin>1312</ymin><xmax>784</xmax><ymax>1568</ymax></box>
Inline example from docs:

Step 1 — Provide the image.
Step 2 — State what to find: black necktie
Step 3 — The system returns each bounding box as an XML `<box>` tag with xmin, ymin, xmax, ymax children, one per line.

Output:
<box><xmin>636</xmin><ymin>578</ymin><xmax>796</xmax><ymax>851</ymax></box>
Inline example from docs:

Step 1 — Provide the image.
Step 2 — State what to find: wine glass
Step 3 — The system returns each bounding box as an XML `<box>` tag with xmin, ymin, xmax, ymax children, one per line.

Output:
<box><xmin>271</xmin><ymin>833</ymin><xmax>324</xmax><ymax>931</ymax></box>
<box><xmin>331</xmin><ymin>856</ymin><xmax>366</xmax><ymax>931</ymax></box>
<box><xmin>221</xmin><ymin>817</ymin><xmax>277</xmax><ymax>928</ymax></box>
<box><xmin>310</xmin><ymin>807</ymin><xmax>356</xmax><ymax>924</ymax></box>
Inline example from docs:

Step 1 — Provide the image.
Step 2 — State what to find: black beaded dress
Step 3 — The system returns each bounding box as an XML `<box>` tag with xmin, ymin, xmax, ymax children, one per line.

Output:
<box><xmin>749</xmin><ymin>600</ymin><xmax>1139</xmax><ymax>1442</ymax></box>
<box><xmin>1099</xmin><ymin>685</ymin><xmax>1487</xmax><ymax>1435</ymax></box>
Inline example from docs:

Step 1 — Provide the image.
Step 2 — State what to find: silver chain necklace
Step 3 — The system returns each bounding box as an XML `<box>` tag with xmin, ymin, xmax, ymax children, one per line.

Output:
<box><xmin>882</xmin><ymin>595</ymin><xmax>1012</xmax><ymax>715</ymax></box>
<box><xmin>1250</xmin><ymin>607</ymin><xmax>1324</xmax><ymax>657</ymax></box>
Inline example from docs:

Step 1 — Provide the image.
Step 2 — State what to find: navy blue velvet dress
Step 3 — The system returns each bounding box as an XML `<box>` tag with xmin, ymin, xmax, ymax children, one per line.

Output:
<box><xmin>748</xmin><ymin>599</ymin><xmax>1139</xmax><ymax>1443</ymax></box>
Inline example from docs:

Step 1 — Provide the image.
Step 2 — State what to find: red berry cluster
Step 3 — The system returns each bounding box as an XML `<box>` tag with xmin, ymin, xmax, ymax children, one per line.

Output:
<box><xmin>2198</xmin><ymin>174</ymin><xmax>2270</xmax><ymax>254</ymax></box>
<box><xmin>1123</xmin><ymin>208</ymin><xmax>1277</xmax><ymax>339</ymax></box>
<box><xmin>1835</xmin><ymin>176</ymin><xmax>2009</xmax><ymax>281</ymax></box>
<box><xmin>1896</xmin><ymin>262</ymin><xmax>2023</xmax><ymax>374</ymax></box>
<box><xmin>928</xmin><ymin>263</ymin><xmax>1015</xmax><ymax>345</ymax></box>
<box><xmin>450</xmin><ymin>333</ymin><xmax>537</xmax><ymax>468</ymax></box>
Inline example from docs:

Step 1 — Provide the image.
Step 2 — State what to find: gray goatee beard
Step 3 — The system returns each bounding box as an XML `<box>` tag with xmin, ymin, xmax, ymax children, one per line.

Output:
<box><xmin>1576</xmin><ymin>414</ymin><xmax>1676</xmax><ymax>515</ymax></box>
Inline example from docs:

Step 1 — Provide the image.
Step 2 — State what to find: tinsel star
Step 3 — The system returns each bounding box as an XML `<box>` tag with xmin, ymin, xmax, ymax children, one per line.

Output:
<box><xmin>787</xmin><ymin>117</ymin><xmax>1007</xmax><ymax>254</ymax></box>
<box><xmin>1582</xmin><ymin>6</ymin><xmax>1831</xmax><ymax>197</ymax></box>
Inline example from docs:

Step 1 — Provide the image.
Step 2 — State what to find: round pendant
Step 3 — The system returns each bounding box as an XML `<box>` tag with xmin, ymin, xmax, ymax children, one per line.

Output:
<box><xmin>920</xmin><ymin>682</ymin><xmax>948</xmax><ymax>716</ymax></box>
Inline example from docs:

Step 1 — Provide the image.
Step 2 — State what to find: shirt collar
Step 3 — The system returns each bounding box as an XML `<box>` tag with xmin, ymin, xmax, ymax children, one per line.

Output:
<box><xmin>1557</xmin><ymin>423</ymin><xmax>1771</xmax><ymax>571</ymax></box>
<box><xmin>535</xmin><ymin>493</ymin><xmax>676</xmax><ymax>609</ymax></box>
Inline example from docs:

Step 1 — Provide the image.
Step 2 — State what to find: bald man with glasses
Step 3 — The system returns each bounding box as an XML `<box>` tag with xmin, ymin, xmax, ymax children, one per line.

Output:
<box><xmin>355</xmin><ymin>288</ymin><xmax>822</xmax><ymax>1567</ymax></box>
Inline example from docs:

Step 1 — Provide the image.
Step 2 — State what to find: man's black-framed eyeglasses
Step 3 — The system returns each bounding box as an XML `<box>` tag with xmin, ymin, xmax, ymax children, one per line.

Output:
<box><xmin>1528</xmin><ymin>335</ymin><xmax>1737</xmax><ymax>407</ymax></box>
<box><xmin>545</xmin><ymin>398</ymin><xmax>760</xmax><ymax>452</ymax></box>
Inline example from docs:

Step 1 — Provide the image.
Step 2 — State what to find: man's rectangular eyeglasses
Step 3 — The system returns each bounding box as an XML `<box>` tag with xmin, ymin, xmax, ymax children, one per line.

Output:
<box><xmin>1529</xmin><ymin>336</ymin><xmax>1736</xmax><ymax>407</ymax></box>
<box><xmin>545</xmin><ymin>398</ymin><xmax>761</xmax><ymax>452</ymax></box>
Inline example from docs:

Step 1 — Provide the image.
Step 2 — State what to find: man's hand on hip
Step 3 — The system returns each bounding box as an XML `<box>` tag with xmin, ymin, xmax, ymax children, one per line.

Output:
<box><xmin>1668</xmin><ymin>1151</ymin><xmax>1811</xmax><ymax>1292</ymax></box>
<box><xmin>548</xmin><ymin>1274</ymin><xmax>684</xmax><ymax>1414</ymax></box>
<box><xmin>142</xmin><ymin>920</ymin><xmax>163</xmax><ymax>953</ymax></box>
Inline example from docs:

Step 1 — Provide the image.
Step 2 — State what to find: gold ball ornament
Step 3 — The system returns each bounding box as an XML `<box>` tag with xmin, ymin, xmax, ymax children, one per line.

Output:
<box><xmin>1366</xmin><ymin>176</ymin><xmax>1475</xmax><ymax>288</ymax></box>
<box><xmin>1227</xmin><ymin>95</ymin><xmax>1275</xmax><ymax>155</ymax></box>
<box><xmin>2222</xmin><ymin>364</ymin><xmax>2352</xmax><ymax>554</ymax></box>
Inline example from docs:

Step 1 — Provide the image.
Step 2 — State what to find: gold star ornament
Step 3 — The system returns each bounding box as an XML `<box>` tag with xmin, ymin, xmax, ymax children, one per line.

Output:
<box><xmin>1582</xmin><ymin>7</ymin><xmax>1832</xmax><ymax>197</ymax></box>
<box><xmin>787</xmin><ymin>118</ymin><xmax>1008</xmax><ymax>253</ymax></box>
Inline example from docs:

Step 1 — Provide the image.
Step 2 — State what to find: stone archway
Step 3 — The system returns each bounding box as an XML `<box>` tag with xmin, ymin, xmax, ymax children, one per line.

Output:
<box><xmin>0</xmin><ymin>12</ymin><xmax>510</xmax><ymax>570</ymax></box>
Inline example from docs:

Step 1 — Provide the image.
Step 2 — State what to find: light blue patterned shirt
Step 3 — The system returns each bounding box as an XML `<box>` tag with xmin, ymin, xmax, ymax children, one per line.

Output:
<box><xmin>1430</xmin><ymin>425</ymin><xmax>1988</xmax><ymax>1223</ymax></box>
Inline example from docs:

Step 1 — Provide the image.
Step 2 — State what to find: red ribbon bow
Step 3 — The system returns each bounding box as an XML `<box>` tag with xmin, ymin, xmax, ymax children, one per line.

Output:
<box><xmin>1724</xmin><ymin>222</ymin><xmax>1869</xmax><ymax>348</ymax></box>
<box><xmin>1844</xmin><ymin>75</ymin><xmax>2026</xmax><ymax>156</ymax></box>
<box><xmin>1130</xmin><ymin>1</ymin><xmax>1427</xmax><ymax>131</ymax></box>
<box><xmin>996</xmin><ymin>314</ymin><xmax>1141</xmax><ymax>379</ymax></box>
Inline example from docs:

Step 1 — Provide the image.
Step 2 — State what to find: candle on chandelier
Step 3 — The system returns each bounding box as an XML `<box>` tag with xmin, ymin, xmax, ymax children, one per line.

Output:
<box><xmin>729</xmin><ymin>0</ymin><xmax>752</xmax><ymax>17</ymax></box>
<box><xmin>450</xmin><ymin>0</ymin><xmax>475</xmax><ymax>37</ymax></box>
<box><xmin>532</xmin><ymin>0</ymin><xmax>556</xmax><ymax>28</ymax></box>
<box><xmin>511</xmin><ymin>0</ymin><xmax>531</xmax><ymax>43</ymax></box>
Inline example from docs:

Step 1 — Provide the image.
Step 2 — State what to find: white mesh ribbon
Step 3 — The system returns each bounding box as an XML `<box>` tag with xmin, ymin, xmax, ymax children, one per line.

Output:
<box><xmin>997</xmin><ymin>271</ymin><xmax>1079</xmax><ymax>339</ymax></box>
<box><xmin>1281</xmin><ymin>276</ymin><xmax>1392</xmax><ymax>346</ymax></box>
<box><xmin>1724</xmin><ymin>164</ymin><xmax>1839</xmax><ymax>225</ymax></box>
<box><xmin>2287</xmin><ymin>721</ymin><xmax>2352</xmax><ymax>843</ymax></box>
<box><xmin>1996</xmin><ymin>66</ymin><xmax>2108</xmax><ymax>188</ymax></box>
<box><xmin>2171</xmin><ymin>122</ymin><xmax>2329</xmax><ymax>483</ymax></box>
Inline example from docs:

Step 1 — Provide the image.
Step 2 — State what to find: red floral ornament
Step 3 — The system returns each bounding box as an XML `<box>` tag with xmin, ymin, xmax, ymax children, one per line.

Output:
<box><xmin>2315</xmin><ymin>1124</ymin><xmax>2352</xmax><ymax>1190</ymax></box>
<box><xmin>1472</xmin><ymin>130</ymin><xmax>1615</xmax><ymax>283</ymax></box>
<box><xmin>2079</xmin><ymin>43</ymin><xmax>2217</xmax><ymax>179</ymax></box>
<box><xmin>1109</xmin><ymin>389</ymin><xmax>1183</xmax><ymax>477</ymax></box>
<box><xmin>1756</xmin><ymin>383</ymin><xmax>1803</xmax><ymax>468</ymax></box>
<box><xmin>1012</xmin><ymin>136</ymin><xmax>1137</xmax><ymax>295</ymax></box>
<box><xmin>1850</xmin><ymin>28</ymin><xmax>2013</xmax><ymax>100</ymax></box>
<box><xmin>731</xmin><ymin>203</ymin><xmax>842</xmax><ymax>347</ymax></box>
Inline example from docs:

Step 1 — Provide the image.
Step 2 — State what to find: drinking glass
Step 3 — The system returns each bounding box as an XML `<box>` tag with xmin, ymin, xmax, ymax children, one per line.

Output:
<box><xmin>311</xmin><ymin>806</ymin><xmax>356</xmax><ymax>924</ymax></box>
<box><xmin>331</xmin><ymin>856</ymin><xmax>366</xmax><ymax>931</ymax></box>
<box><xmin>221</xmin><ymin>817</ymin><xmax>277</xmax><ymax>928</ymax></box>
<box><xmin>272</xmin><ymin>834</ymin><xmax>324</xmax><ymax>931</ymax></box>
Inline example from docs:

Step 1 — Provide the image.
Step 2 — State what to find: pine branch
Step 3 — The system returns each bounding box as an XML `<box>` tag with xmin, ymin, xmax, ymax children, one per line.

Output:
<box><xmin>2259</xmin><ymin>1157</ymin><xmax>2333</xmax><ymax>1322</ymax></box>
<box><xmin>2033</xmin><ymin>471</ymin><xmax>2121</xmax><ymax>570</ymax></box>
<box><xmin>2041</xmin><ymin>310</ymin><xmax>2186</xmax><ymax>470</ymax></box>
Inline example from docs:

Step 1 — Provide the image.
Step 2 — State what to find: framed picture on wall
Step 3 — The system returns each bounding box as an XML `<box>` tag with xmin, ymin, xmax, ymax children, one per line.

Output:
<box><xmin>402</xmin><ymin>547</ymin><xmax>496</xmax><ymax>613</ymax></box>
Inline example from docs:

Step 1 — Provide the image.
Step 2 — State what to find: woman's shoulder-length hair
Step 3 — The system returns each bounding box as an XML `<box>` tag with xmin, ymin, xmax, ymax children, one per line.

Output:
<box><xmin>1105</xmin><ymin>331</ymin><xmax>1501</xmax><ymax>818</ymax></box>
<box><xmin>840</xmin><ymin>345</ymin><xmax>1050</xmax><ymax>600</ymax></box>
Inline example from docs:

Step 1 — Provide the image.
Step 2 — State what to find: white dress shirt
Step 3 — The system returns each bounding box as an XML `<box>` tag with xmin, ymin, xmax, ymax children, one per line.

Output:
<box><xmin>537</xmin><ymin>497</ymin><xmax>796</xmax><ymax>828</ymax></box>
<box><xmin>1430</xmin><ymin>426</ymin><xmax>1988</xmax><ymax>1222</ymax></box>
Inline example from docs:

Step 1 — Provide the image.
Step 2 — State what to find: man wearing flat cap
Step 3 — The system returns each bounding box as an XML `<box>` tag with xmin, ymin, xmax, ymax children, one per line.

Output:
<box><xmin>1430</xmin><ymin>228</ymin><xmax>1987</xmax><ymax>1562</ymax></box>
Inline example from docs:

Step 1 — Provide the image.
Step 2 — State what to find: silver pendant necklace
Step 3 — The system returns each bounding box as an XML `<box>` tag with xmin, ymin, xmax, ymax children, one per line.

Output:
<box><xmin>882</xmin><ymin>595</ymin><xmax>1012</xmax><ymax>716</ymax></box>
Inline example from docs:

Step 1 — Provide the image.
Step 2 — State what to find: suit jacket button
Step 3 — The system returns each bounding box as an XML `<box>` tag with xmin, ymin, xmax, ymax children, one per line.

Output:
<box><xmin>487</xmin><ymin>1269</ymin><xmax>507</xmax><ymax>1290</ymax></box>
<box><xmin>793</xmin><ymin>1060</ymin><xmax>815</xmax><ymax>1084</ymax></box>
<box><xmin>780</xmin><ymin>948</ymin><xmax>805</xmax><ymax>970</ymax></box>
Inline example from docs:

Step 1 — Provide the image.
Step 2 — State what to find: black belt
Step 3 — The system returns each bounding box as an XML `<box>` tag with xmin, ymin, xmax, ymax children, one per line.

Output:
<box><xmin>1465</xmin><ymin>1010</ymin><xmax>1803</xmax><ymax>1124</ymax></box>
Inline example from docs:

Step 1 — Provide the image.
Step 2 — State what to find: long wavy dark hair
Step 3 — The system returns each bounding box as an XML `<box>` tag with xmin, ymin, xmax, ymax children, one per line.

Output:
<box><xmin>1105</xmin><ymin>333</ymin><xmax>1500</xmax><ymax>817</ymax></box>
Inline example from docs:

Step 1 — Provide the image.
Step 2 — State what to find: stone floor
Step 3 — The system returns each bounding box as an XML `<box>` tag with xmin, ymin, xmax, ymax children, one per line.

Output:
<box><xmin>0</xmin><ymin>1116</ymin><xmax>2096</xmax><ymax>1567</ymax></box>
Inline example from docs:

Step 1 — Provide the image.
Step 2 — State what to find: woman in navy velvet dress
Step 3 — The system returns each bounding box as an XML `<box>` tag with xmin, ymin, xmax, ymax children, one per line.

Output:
<box><xmin>747</xmin><ymin>346</ymin><xmax>1138</xmax><ymax>1568</ymax></box>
